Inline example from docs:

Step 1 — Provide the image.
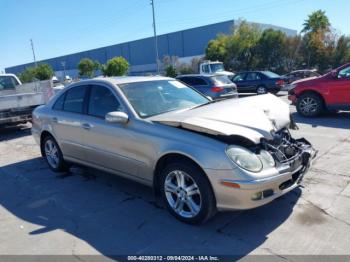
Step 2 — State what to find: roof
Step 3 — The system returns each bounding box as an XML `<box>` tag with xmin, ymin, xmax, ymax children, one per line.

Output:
<box><xmin>176</xmin><ymin>74</ymin><xmax>216</xmax><ymax>78</ymax></box>
<box><xmin>92</xmin><ymin>76</ymin><xmax>174</xmax><ymax>85</ymax></box>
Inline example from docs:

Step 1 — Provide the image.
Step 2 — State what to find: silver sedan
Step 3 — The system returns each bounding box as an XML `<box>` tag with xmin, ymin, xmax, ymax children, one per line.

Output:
<box><xmin>32</xmin><ymin>76</ymin><xmax>316</xmax><ymax>224</ymax></box>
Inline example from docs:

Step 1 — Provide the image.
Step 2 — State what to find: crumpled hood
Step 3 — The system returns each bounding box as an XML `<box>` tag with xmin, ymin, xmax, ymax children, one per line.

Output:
<box><xmin>149</xmin><ymin>94</ymin><xmax>291</xmax><ymax>144</ymax></box>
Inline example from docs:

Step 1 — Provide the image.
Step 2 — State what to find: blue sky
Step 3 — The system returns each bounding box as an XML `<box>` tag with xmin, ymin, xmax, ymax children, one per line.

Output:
<box><xmin>1</xmin><ymin>0</ymin><xmax>349</xmax><ymax>72</ymax></box>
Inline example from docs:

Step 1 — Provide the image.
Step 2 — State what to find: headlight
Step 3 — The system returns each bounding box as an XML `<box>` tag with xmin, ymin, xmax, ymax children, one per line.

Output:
<box><xmin>259</xmin><ymin>150</ymin><xmax>275</xmax><ymax>167</ymax></box>
<box><xmin>226</xmin><ymin>146</ymin><xmax>262</xmax><ymax>172</ymax></box>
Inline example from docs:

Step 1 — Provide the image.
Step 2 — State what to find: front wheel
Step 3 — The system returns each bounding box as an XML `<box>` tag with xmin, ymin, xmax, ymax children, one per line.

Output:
<box><xmin>159</xmin><ymin>161</ymin><xmax>216</xmax><ymax>224</ymax></box>
<box><xmin>296</xmin><ymin>93</ymin><xmax>324</xmax><ymax>117</ymax></box>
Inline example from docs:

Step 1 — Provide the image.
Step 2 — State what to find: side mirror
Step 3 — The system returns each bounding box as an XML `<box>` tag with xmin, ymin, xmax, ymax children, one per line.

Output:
<box><xmin>105</xmin><ymin>111</ymin><xmax>129</xmax><ymax>124</ymax></box>
<box><xmin>331</xmin><ymin>70</ymin><xmax>338</xmax><ymax>78</ymax></box>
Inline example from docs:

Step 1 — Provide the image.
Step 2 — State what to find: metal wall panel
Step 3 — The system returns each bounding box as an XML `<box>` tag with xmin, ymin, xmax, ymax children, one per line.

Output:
<box><xmin>5</xmin><ymin>19</ymin><xmax>297</xmax><ymax>75</ymax></box>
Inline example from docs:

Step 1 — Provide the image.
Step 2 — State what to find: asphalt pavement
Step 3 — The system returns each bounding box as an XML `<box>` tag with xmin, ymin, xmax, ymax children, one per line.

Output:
<box><xmin>0</xmin><ymin>95</ymin><xmax>349</xmax><ymax>260</ymax></box>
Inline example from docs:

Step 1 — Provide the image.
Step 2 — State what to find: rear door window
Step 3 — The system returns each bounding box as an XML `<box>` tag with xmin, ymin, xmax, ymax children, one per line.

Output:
<box><xmin>63</xmin><ymin>85</ymin><xmax>87</xmax><ymax>113</ymax></box>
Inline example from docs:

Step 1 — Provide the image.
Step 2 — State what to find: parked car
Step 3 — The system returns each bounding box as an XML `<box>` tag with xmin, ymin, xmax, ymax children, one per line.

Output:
<box><xmin>0</xmin><ymin>74</ymin><xmax>53</xmax><ymax>127</ymax></box>
<box><xmin>283</xmin><ymin>69</ymin><xmax>320</xmax><ymax>84</ymax></box>
<box><xmin>231</xmin><ymin>71</ymin><xmax>286</xmax><ymax>94</ymax></box>
<box><xmin>176</xmin><ymin>74</ymin><xmax>238</xmax><ymax>100</ymax></box>
<box><xmin>32</xmin><ymin>76</ymin><xmax>316</xmax><ymax>224</ymax></box>
<box><xmin>288</xmin><ymin>63</ymin><xmax>350</xmax><ymax>117</ymax></box>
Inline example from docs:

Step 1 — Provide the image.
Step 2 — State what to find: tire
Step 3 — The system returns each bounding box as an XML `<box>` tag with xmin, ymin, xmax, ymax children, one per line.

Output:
<box><xmin>256</xmin><ymin>85</ymin><xmax>267</xmax><ymax>95</ymax></box>
<box><xmin>159</xmin><ymin>160</ymin><xmax>216</xmax><ymax>224</ymax></box>
<box><xmin>42</xmin><ymin>135</ymin><xmax>69</xmax><ymax>172</ymax></box>
<box><xmin>296</xmin><ymin>93</ymin><xmax>324</xmax><ymax>117</ymax></box>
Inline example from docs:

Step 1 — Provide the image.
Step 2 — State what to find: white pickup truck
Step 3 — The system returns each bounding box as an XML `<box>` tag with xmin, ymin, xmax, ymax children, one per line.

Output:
<box><xmin>199</xmin><ymin>61</ymin><xmax>234</xmax><ymax>78</ymax></box>
<box><xmin>0</xmin><ymin>74</ymin><xmax>54</xmax><ymax>127</ymax></box>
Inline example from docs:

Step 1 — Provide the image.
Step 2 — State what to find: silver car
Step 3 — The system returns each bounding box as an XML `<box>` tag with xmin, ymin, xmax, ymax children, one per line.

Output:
<box><xmin>32</xmin><ymin>76</ymin><xmax>316</xmax><ymax>224</ymax></box>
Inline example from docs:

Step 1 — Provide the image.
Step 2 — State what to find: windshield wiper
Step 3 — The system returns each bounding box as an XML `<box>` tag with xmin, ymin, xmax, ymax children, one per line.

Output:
<box><xmin>190</xmin><ymin>99</ymin><xmax>223</xmax><ymax>109</ymax></box>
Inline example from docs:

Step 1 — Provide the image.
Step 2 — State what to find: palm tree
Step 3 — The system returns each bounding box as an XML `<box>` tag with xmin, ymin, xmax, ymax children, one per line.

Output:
<box><xmin>302</xmin><ymin>10</ymin><xmax>330</xmax><ymax>34</ymax></box>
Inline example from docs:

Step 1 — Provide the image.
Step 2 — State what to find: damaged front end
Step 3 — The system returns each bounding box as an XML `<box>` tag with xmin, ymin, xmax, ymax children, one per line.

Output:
<box><xmin>261</xmin><ymin>128</ymin><xmax>317</xmax><ymax>186</ymax></box>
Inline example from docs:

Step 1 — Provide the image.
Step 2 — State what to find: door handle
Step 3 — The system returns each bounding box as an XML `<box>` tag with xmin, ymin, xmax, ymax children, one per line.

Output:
<box><xmin>81</xmin><ymin>123</ymin><xmax>92</xmax><ymax>130</ymax></box>
<box><xmin>51</xmin><ymin>117</ymin><xmax>58</xmax><ymax>123</ymax></box>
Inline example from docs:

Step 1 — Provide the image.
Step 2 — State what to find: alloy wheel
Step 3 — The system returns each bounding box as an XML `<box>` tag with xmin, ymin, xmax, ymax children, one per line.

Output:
<box><xmin>44</xmin><ymin>139</ymin><xmax>59</xmax><ymax>169</ymax></box>
<box><xmin>257</xmin><ymin>86</ymin><xmax>267</xmax><ymax>94</ymax></box>
<box><xmin>299</xmin><ymin>97</ymin><xmax>318</xmax><ymax>115</ymax></box>
<box><xmin>164</xmin><ymin>170</ymin><xmax>202</xmax><ymax>218</ymax></box>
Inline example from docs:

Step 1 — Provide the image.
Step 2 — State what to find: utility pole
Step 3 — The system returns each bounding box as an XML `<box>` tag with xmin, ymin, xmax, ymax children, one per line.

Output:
<box><xmin>150</xmin><ymin>0</ymin><xmax>160</xmax><ymax>74</ymax></box>
<box><xmin>61</xmin><ymin>61</ymin><xmax>66</xmax><ymax>80</ymax></box>
<box><xmin>30</xmin><ymin>39</ymin><xmax>38</xmax><ymax>68</ymax></box>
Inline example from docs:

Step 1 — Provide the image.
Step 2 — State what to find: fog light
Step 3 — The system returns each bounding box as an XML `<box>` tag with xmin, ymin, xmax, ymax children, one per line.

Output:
<box><xmin>251</xmin><ymin>191</ymin><xmax>263</xmax><ymax>201</ymax></box>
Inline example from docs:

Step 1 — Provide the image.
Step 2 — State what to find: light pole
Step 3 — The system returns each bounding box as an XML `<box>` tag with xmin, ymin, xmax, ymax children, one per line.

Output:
<box><xmin>30</xmin><ymin>39</ymin><xmax>38</xmax><ymax>68</ymax></box>
<box><xmin>61</xmin><ymin>61</ymin><xmax>66</xmax><ymax>80</ymax></box>
<box><xmin>150</xmin><ymin>0</ymin><xmax>160</xmax><ymax>74</ymax></box>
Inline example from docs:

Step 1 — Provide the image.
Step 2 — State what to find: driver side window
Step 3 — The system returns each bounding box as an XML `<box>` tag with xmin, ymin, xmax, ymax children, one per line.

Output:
<box><xmin>88</xmin><ymin>85</ymin><xmax>122</xmax><ymax>118</ymax></box>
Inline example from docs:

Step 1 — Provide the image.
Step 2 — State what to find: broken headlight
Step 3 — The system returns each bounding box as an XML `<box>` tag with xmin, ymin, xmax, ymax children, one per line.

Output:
<box><xmin>226</xmin><ymin>146</ymin><xmax>262</xmax><ymax>172</ymax></box>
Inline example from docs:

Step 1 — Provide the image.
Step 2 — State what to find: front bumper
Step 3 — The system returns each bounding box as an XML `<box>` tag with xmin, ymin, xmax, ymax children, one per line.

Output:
<box><xmin>288</xmin><ymin>94</ymin><xmax>297</xmax><ymax>105</ymax></box>
<box><xmin>206</xmin><ymin>140</ymin><xmax>317</xmax><ymax>211</ymax></box>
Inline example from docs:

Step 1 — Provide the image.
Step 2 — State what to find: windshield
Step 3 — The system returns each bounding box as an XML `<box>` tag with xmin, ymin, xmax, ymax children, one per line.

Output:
<box><xmin>212</xmin><ymin>75</ymin><xmax>232</xmax><ymax>85</ymax></box>
<box><xmin>119</xmin><ymin>80</ymin><xmax>209</xmax><ymax>118</ymax></box>
<box><xmin>262</xmin><ymin>71</ymin><xmax>280</xmax><ymax>78</ymax></box>
<box><xmin>210</xmin><ymin>63</ymin><xmax>224</xmax><ymax>72</ymax></box>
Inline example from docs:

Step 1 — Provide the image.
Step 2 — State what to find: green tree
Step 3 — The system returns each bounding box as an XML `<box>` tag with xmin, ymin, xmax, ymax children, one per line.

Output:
<box><xmin>257</xmin><ymin>29</ymin><xmax>286</xmax><ymax>71</ymax></box>
<box><xmin>282</xmin><ymin>35</ymin><xmax>303</xmax><ymax>72</ymax></box>
<box><xmin>18</xmin><ymin>63</ymin><xmax>54</xmax><ymax>83</ymax></box>
<box><xmin>205</xmin><ymin>34</ymin><xmax>229</xmax><ymax>64</ymax></box>
<box><xmin>302</xmin><ymin>10</ymin><xmax>330</xmax><ymax>34</ymax></box>
<box><xmin>18</xmin><ymin>67</ymin><xmax>37</xmax><ymax>83</ymax></box>
<box><xmin>102</xmin><ymin>57</ymin><xmax>129</xmax><ymax>76</ymax></box>
<box><xmin>333</xmin><ymin>35</ymin><xmax>350</xmax><ymax>67</ymax></box>
<box><xmin>165</xmin><ymin>65</ymin><xmax>177</xmax><ymax>77</ymax></box>
<box><xmin>78</xmin><ymin>58</ymin><xmax>95</xmax><ymax>78</ymax></box>
<box><xmin>226</xmin><ymin>21</ymin><xmax>262</xmax><ymax>70</ymax></box>
<box><xmin>34</xmin><ymin>64</ymin><xmax>54</xmax><ymax>80</ymax></box>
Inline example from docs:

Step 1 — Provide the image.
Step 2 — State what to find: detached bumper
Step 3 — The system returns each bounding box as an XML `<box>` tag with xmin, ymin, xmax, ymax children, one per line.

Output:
<box><xmin>206</xmin><ymin>140</ymin><xmax>317</xmax><ymax>211</ymax></box>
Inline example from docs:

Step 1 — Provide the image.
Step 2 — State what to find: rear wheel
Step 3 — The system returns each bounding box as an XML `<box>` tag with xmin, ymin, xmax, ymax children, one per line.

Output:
<box><xmin>42</xmin><ymin>135</ymin><xmax>69</xmax><ymax>172</ymax></box>
<box><xmin>256</xmin><ymin>86</ymin><xmax>267</xmax><ymax>95</ymax></box>
<box><xmin>159</xmin><ymin>161</ymin><xmax>216</xmax><ymax>224</ymax></box>
<box><xmin>296</xmin><ymin>93</ymin><xmax>324</xmax><ymax>117</ymax></box>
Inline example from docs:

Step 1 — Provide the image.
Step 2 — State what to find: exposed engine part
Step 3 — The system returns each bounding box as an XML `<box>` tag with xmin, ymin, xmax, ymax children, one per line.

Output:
<box><xmin>261</xmin><ymin>128</ymin><xmax>312</xmax><ymax>163</ymax></box>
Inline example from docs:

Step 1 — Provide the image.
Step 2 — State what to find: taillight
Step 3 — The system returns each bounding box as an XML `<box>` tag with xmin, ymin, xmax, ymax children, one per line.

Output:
<box><xmin>276</xmin><ymin>80</ymin><xmax>285</xmax><ymax>86</ymax></box>
<box><xmin>211</xmin><ymin>86</ymin><xmax>224</xmax><ymax>92</ymax></box>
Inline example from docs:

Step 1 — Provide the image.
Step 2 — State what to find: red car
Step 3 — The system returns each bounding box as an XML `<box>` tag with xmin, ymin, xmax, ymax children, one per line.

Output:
<box><xmin>288</xmin><ymin>63</ymin><xmax>350</xmax><ymax>117</ymax></box>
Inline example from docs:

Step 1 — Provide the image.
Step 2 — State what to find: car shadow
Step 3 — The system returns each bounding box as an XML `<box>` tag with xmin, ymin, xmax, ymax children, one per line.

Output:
<box><xmin>292</xmin><ymin>111</ymin><xmax>350</xmax><ymax>129</ymax></box>
<box><xmin>0</xmin><ymin>157</ymin><xmax>301</xmax><ymax>258</ymax></box>
<box><xmin>0</xmin><ymin>123</ymin><xmax>32</xmax><ymax>141</ymax></box>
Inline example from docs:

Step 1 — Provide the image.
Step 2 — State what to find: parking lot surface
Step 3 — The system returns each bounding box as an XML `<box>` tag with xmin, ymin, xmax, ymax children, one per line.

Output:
<box><xmin>0</xmin><ymin>95</ymin><xmax>350</xmax><ymax>259</ymax></box>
